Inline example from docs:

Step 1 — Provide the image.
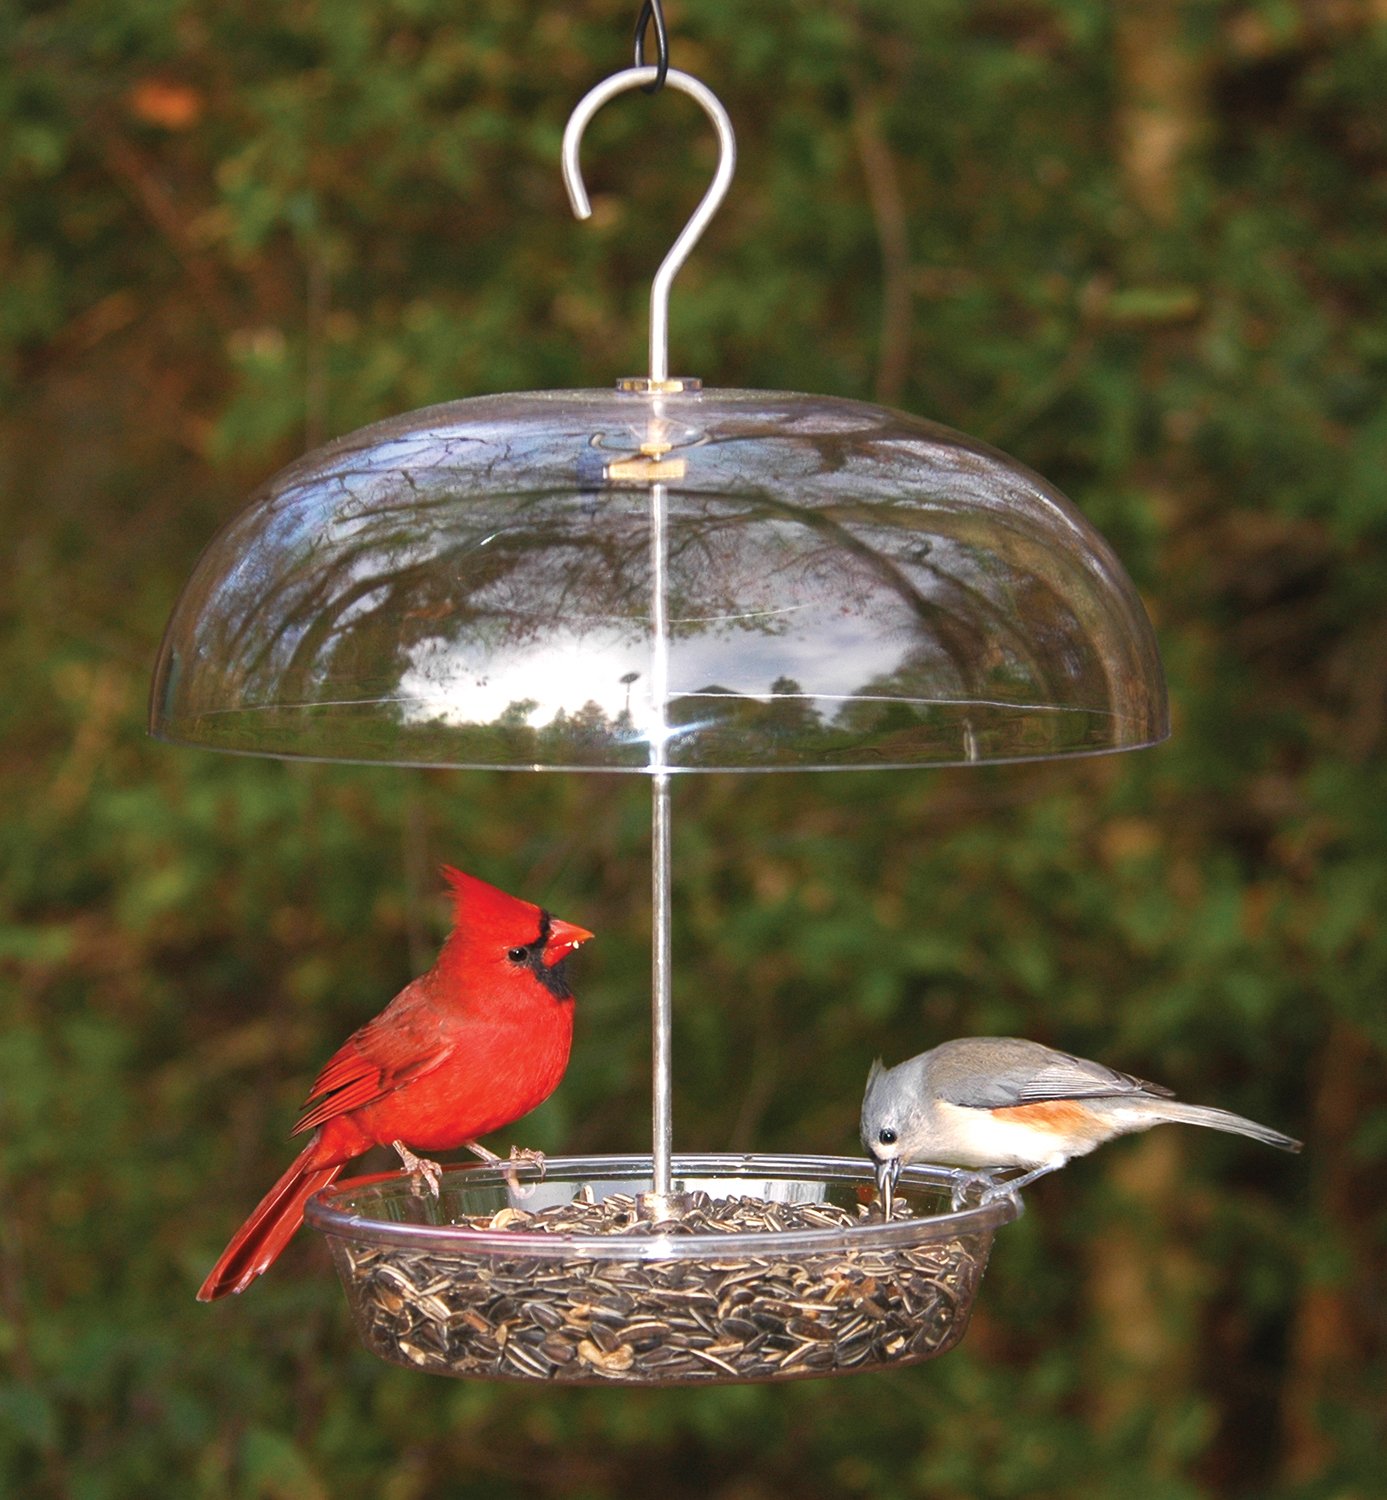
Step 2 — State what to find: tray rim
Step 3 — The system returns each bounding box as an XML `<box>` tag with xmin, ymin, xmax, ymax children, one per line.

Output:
<box><xmin>304</xmin><ymin>1151</ymin><xmax>1023</xmax><ymax>1259</ymax></box>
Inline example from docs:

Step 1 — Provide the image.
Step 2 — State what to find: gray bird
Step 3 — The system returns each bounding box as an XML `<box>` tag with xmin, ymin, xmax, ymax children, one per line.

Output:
<box><xmin>861</xmin><ymin>1037</ymin><xmax>1302</xmax><ymax>1214</ymax></box>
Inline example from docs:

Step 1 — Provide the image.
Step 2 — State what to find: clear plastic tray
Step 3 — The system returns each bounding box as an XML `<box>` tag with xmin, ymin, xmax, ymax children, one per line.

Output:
<box><xmin>305</xmin><ymin>1152</ymin><xmax>1020</xmax><ymax>1384</ymax></box>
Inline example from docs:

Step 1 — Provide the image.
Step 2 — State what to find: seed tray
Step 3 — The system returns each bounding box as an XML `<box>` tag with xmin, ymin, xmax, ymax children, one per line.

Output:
<box><xmin>305</xmin><ymin>1153</ymin><xmax>1019</xmax><ymax>1384</ymax></box>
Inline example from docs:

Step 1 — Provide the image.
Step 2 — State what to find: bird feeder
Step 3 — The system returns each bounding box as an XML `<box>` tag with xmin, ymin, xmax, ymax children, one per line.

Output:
<box><xmin>153</xmin><ymin>49</ymin><xmax>1166</xmax><ymax>1383</ymax></box>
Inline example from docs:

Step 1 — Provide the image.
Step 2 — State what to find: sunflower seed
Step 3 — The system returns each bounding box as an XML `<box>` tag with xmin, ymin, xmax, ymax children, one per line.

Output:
<box><xmin>343</xmin><ymin>1190</ymin><xmax>991</xmax><ymax>1383</ymax></box>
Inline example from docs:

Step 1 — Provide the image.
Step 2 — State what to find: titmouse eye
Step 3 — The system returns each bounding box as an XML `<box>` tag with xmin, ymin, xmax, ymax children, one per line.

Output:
<box><xmin>878</xmin><ymin>1127</ymin><xmax>898</xmax><ymax>1146</ymax></box>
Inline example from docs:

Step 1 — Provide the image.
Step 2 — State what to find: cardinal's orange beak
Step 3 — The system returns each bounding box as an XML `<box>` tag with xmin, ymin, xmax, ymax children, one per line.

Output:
<box><xmin>543</xmin><ymin>918</ymin><xmax>594</xmax><ymax>966</ymax></box>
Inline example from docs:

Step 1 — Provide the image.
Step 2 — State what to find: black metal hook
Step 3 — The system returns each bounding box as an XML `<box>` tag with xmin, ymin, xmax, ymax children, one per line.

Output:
<box><xmin>632</xmin><ymin>0</ymin><xmax>669</xmax><ymax>94</ymax></box>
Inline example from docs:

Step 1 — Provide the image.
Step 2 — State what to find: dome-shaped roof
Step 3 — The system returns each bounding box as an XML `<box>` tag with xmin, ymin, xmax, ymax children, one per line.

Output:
<box><xmin>150</xmin><ymin>386</ymin><xmax>1167</xmax><ymax>772</ymax></box>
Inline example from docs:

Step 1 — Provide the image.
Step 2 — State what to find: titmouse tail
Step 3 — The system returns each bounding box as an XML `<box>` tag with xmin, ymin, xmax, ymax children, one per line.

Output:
<box><xmin>1148</xmin><ymin>1100</ymin><xmax>1301</xmax><ymax>1152</ymax></box>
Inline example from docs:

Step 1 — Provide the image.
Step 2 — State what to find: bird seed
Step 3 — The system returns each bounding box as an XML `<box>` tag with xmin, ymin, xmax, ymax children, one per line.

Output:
<box><xmin>331</xmin><ymin>1191</ymin><xmax>990</xmax><ymax>1383</ymax></box>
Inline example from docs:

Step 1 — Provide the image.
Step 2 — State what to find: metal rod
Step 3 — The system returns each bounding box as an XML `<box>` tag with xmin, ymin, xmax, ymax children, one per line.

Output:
<box><xmin>648</xmin><ymin>480</ymin><xmax>673</xmax><ymax>1197</ymax></box>
<box><xmin>650</xmin><ymin>771</ymin><xmax>673</xmax><ymax>1195</ymax></box>
<box><xmin>561</xmin><ymin>66</ymin><xmax>737</xmax><ymax>384</ymax></box>
<box><xmin>560</xmin><ymin>64</ymin><xmax>738</xmax><ymax>1203</ymax></box>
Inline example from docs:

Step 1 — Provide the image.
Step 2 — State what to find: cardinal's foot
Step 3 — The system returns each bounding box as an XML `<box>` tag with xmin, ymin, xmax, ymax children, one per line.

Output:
<box><xmin>392</xmin><ymin>1140</ymin><xmax>443</xmax><ymax>1198</ymax></box>
<box><xmin>467</xmin><ymin>1142</ymin><xmax>546</xmax><ymax>1193</ymax></box>
<box><xmin>506</xmin><ymin>1145</ymin><xmax>548</xmax><ymax>1179</ymax></box>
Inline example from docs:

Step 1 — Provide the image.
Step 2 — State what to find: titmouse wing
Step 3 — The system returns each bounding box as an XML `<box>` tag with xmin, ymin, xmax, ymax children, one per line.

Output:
<box><xmin>927</xmin><ymin>1037</ymin><xmax>1175</xmax><ymax>1109</ymax></box>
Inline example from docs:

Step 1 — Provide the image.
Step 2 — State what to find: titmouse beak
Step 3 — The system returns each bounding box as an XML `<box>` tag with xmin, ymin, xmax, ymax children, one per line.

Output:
<box><xmin>543</xmin><ymin>918</ymin><xmax>594</xmax><ymax>966</ymax></box>
<box><xmin>874</xmin><ymin>1155</ymin><xmax>902</xmax><ymax>1220</ymax></box>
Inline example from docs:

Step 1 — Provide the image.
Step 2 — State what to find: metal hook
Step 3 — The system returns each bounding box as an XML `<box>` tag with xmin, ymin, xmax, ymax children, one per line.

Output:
<box><xmin>562</xmin><ymin>67</ymin><xmax>736</xmax><ymax>386</ymax></box>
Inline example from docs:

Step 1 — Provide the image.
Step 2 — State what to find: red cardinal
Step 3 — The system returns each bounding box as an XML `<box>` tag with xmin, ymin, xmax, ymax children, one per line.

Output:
<box><xmin>197</xmin><ymin>867</ymin><xmax>592</xmax><ymax>1301</ymax></box>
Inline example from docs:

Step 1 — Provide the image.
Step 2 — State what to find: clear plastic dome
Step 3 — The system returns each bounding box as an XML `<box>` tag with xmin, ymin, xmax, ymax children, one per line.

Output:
<box><xmin>149</xmin><ymin>386</ymin><xmax>1168</xmax><ymax>771</ymax></box>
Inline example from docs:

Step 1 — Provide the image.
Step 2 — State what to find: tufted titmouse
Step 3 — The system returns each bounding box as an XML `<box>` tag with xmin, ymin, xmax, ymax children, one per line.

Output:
<box><xmin>861</xmin><ymin>1036</ymin><xmax>1301</xmax><ymax>1213</ymax></box>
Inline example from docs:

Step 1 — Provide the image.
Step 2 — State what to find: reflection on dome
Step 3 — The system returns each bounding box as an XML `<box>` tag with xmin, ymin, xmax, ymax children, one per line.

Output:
<box><xmin>150</xmin><ymin>388</ymin><xmax>1167</xmax><ymax>771</ymax></box>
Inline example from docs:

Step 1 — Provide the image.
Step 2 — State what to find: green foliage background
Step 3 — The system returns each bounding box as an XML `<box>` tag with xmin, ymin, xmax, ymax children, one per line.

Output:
<box><xmin>3</xmin><ymin>1</ymin><xmax>1385</xmax><ymax>1495</ymax></box>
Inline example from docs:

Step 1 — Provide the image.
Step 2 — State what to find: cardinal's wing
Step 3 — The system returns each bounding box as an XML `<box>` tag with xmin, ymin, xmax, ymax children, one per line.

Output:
<box><xmin>292</xmin><ymin>982</ymin><xmax>454</xmax><ymax>1135</ymax></box>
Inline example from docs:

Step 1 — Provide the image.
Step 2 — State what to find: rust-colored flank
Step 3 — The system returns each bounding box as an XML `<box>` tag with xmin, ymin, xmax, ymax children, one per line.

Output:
<box><xmin>995</xmin><ymin>1100</ymin><xmax>1107</xmax><ymax>1138</ymax></box>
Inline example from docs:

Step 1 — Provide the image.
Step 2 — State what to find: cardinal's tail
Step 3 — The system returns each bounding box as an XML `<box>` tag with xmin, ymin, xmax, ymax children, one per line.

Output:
<box><xmin>197</xmin><ymin>1135</ymin><xmax>344</xmax><ymax>1301</ymax></box>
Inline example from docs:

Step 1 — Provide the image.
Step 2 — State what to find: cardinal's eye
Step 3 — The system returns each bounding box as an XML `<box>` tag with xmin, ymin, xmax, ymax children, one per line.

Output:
<box><xmin>878</xmin><ymin>1127</ymin><xmax>898</xmax><ymax>1146</ymax></box>
<box><xmin>507</xmin><ymin>947</ymin><xmax>528</xmax><ymax>963</ymax></box>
